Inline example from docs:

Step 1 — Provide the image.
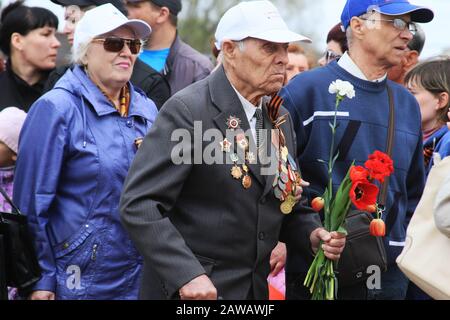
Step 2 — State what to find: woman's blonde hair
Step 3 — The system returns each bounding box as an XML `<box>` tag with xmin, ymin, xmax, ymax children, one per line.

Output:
<box><xmin>71</xmin><ymin>37</ymin><xmax>92</xmax><ymax>65</ymax></box>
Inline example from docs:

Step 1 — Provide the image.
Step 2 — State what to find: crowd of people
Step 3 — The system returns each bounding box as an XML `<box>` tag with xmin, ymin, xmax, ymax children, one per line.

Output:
<box><xmin>0</xmin><ymin>0</ymin><xmax>449</xmax><ymax>300</ymax></box>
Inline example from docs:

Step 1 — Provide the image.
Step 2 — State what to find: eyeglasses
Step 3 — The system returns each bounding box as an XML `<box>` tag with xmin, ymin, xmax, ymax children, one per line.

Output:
<box><xmin>324</xmin><ymin>50</ymin><xmax>342</xmax><ymax>63</ymax></box>
<box><xmin>92</xmin><ymin>37</ymin><xmax>143</xmax><ymax>55</ymax></box>
<box><xmin>360</xmin><ymin>17</ymin><xmax>418</xmax><ymax>35</ymax></box>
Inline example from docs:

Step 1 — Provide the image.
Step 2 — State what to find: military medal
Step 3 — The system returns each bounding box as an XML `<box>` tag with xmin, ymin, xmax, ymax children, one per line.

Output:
<box><xmin>246</xmin><ymin>152</ymin><xmax>256</xmax><ymax>164</ymax></box>
<box><xmin>231</xmin><ymin>165</ymin><xmax>243</xmax><ymax>179</ymax></box>
<box><xmin>274</xmin><ymin>186</ymin><xmax>284</xmax><ymax>200</ymax></box>
<box><xmin>230</xmin><ymin>153</ymin><xmax>239</xmax><ymax>162</ymax></box>
<box><xmin>264</xmin><ymin>94</ymin><xmax>303</xmax><ymax>214</ymax></box>
<box><xmin>287</xmin><ymin>165</ymin><xmax>296</xmax><ymax>182</ymax></box>
<box><xmin>281</xmin><ymin>146</ymin><xmax>289</xmax><ymax>161</ymax></box>
<box><xmin>280</xmin><ymin>195</ymin><xmax>296</xmax><ymax>214</ymax></box>
<box><xmin>236</xmin><ymin>133</ymin><xmax>249</xmax><ymax>150</ymax></box>
<box><xmin>227</xmin><ymin>116</ymin><xmax>241</xmax><ymax>130</ymax></box>
<box><xmin>288</xmin><ymin>154</ymin><xmax>297</xmax><ymax>171</ymax></box>
<box><xmin>241</xmin><ymin>165</ymin><xmax>252</xmax><ymax>189</ymax></box>
<box><xmin>220</xmin><ymin>138</ymin><xmax>232</xmax><ymax>153</ymax></box>
<box><xmin>226</xmin><ymin>115</ymin><xmax>253</xmax><ymax>190</ymax></box>
<box><xmin>285</xmin><ymin>180</ymin><xmax>292</xmax><ymax>194</ymax></box>
<box><xmin>242</xmin><ymin>175</ymin><xmax>252</xmax><ymax>189</ymax></box>
<box><xmin>295</xmin><ymin>172</ymin><xmax>302</xmax><ymax>185</ymax></box>
<box><xmin>279</xmin><ymin>171</ymin><xmax>289</xmax><ymax>183</ymax></box>
<box><xmin>273</xmin><ymin>173</ymin><xmax>279</xmax><ymax>187</ymax></box>
<box><xmin>280</xmin><ymin>200</ymin><xmax>293</xmax><ymax>215</ymax></box>
<box><xmin>222</xmin><ymin>114</ymin><xmax>255</xmax><ymax>190</ymax></box>
<box><xmin>269</xmin><ymin>102</ymin><xmax>300</xmax><ymax>213</ymax></box>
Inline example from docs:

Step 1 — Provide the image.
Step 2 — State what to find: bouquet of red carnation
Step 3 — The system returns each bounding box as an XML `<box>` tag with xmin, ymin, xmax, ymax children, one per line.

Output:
<box><xmin>303</xmin><ymin>80</ymin><xmax>394</xmax><ymax>300</ymax></box>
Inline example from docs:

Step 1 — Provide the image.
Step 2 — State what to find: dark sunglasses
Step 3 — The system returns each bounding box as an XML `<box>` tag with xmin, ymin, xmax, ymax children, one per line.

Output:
<box><xmin>92</xmin><ymin>37</ymin><xmax>143</xmax><ymax>55</ymax></box>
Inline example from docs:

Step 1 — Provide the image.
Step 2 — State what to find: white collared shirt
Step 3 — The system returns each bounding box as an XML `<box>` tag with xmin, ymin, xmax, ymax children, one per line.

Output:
<box><xmin>338</xmin><ymin>52</ymin><xmax>387</xmax><ymax>83</ymax></box>
<box><xmin>231</xmin><ymin>85</ymin><xmax>263</xmax><ymax>143</ymax></box>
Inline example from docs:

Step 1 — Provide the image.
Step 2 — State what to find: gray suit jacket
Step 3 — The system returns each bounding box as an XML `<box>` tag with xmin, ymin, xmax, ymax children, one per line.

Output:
<box><xmin>119</xmin><ymin>66</ymin><xmax>321</xmax><ymax>300</ymax></box>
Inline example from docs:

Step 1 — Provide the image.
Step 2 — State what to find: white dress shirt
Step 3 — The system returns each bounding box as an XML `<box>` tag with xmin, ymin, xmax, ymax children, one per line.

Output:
<box><xmin>338</xmin><ymin>52</ymin><xmax>387</xmax><ymax>83</ymax></box>
<box><xmin>232</xmin><ymin>85</ymin><xmax>263</xmax><ymax>144</ymax></box>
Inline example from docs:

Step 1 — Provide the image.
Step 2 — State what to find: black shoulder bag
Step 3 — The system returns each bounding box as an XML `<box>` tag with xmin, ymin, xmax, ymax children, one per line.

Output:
<box><xmin>0</xmin><ymin>185</ymin><xmax>41</xmax><ymax>294</ymax></box>
<box><xmin>335</xmin><ymin>85</ymin><xmax>395</xmax><ymax>287</ymax></box>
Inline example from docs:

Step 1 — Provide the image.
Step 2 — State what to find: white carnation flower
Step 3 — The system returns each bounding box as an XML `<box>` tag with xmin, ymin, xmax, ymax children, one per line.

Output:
<box><xmin>328</xmin><ymin>80</ymin><xmax>355</xmax><ymax>99</ymax></box>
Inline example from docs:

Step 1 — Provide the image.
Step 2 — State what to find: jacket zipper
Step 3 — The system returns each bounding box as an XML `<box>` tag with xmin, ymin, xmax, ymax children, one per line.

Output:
<box><xmin>91</xmin><ymin>244</ymin><xmax>98</xmax><ymax>261</ymax></box>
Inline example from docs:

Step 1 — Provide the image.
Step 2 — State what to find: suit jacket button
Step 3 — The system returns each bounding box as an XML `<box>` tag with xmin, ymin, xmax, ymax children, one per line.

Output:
<box><xmin>258</xmin><ymin>232</ymin><xmax>265</xmax><ymax>240</ymax></box>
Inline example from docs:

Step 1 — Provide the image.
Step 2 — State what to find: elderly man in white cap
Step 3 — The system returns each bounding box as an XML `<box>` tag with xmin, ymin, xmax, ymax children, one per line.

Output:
<box><xmin>120</xmin><ymin>0</ymin><xmax>346</xmax><ymax>300</ymax></box>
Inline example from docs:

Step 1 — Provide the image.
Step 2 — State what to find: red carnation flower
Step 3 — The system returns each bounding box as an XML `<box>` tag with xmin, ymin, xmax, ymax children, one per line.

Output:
<box><xmin>350</xmin><ymin>166</ymin><xmax>369</xmax><ymax>183</ymax></box>
<box><xmin>349</xmin><ymin>180</ymin><xmax>379</xmax><ymax>211</ymax></box>
<box><xmin>364</xmin><ymin>151</ymin><xmax>394</xmax><ymax>183</ymax></box>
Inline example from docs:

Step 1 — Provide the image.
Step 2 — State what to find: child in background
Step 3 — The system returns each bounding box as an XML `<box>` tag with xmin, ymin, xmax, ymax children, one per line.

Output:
<box><xmin>405</xmin><ymin>58</ymin><xmax>450</xmax><ymax>175</ymax></box>
<box><xmin>0</xmin><ymin>106</ymin><xmax>27</xmax><ymax>300</ymax></box>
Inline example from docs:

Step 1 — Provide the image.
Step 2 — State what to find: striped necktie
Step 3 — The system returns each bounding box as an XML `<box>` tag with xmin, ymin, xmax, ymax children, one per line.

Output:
<box><xmin>255</xmin><ymin>108</ymin><xmax>263</xmax><ymax>148</ymax></box>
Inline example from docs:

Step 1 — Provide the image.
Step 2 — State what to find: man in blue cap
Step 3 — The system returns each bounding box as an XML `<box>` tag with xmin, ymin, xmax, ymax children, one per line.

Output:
<box><xmin>281</xmin><ymin>0</ymin><xmax>433</xmax><ymax>300</ymax></box>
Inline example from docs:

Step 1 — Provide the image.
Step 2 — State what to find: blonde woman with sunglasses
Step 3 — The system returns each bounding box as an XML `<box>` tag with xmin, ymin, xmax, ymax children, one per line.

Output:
<box><xmin>12</xmin><ymin>4</ymin><xmax>158</xmax><ymax>300</ymax></box>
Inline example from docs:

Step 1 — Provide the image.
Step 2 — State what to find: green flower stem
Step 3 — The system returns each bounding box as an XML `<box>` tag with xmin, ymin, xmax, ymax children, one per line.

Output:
<box><xmin>325</xmin><ymin>96</ymin><xmax>343</xmax><ymax>231</ymax></box>
<box><xmin>304</xmin><ymin>93</ymin><xmax>347</xmax><ymax>300</ymax></box>
<box><xmin>304</xmin><ymin>247</ymin><xmax>325</xmax><ymax>292</ymax></box>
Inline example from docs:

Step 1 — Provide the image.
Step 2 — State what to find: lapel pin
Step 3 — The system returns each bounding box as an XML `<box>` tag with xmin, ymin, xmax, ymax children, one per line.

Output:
<box><xmin>227</xmin><ymin>116</ymin><xmax>241</xmax><ymax>130</ymax></box>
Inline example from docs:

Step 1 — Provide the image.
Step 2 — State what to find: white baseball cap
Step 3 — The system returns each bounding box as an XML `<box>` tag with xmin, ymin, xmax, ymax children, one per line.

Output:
<box><xmin>73</xmin><ymin>3</ymin><xmax>151</xmax><ymax>53</ymax></box>
<box><xmin>215</xmin><ymin>0</ymin><xmax>311</xmax><ymax>50</ymax></box>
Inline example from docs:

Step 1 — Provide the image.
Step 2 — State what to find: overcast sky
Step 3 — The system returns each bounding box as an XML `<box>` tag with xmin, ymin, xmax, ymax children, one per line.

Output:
<box><xmin>6</xmin><ymin>0</ymin><xmax>449</xmax><ymax>59</ymax></box>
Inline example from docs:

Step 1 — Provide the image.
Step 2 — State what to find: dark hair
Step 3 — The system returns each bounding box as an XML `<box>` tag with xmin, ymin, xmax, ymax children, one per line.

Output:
<box><xmin>405</xmin><ymin>58</ymin><xmax>450</xmax><ymax>124</ymax></box>
<box><xmin>326</xmin><ymin>23</ymin><xmax>348</xmax><ymax>53</ymax></box>
<box><xmin>148</xmin><ymin>1</ymin><xmax>178</xmax><ymax>27</ymax></box>
<box><xmin>407</xmin><ymin>24</ymin><xmax>425</xmax><ymax>55</ymax></box>
<box><xmin>0</xmin><ymin>1</ymin><xmax>59</xmax><ymax>56</ymax></box>
<box><xmin>50</xmin><ymin>0</ymin><xmax>128</xmax><ymax>15</ymax></box>
<box><xmin>210</xmin><ymin>38</ymin><xmax>219</xmax><ymax>58</ymax></box>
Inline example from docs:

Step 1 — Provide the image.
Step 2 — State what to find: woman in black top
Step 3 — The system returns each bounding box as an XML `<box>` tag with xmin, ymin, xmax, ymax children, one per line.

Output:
<box><xmin>0</xmin><ymin>1</ymin><xmax>60</xmax><ymax>112</ymax></box>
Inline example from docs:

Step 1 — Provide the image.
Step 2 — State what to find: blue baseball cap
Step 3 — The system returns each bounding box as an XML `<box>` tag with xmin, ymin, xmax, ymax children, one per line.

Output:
<box><xmin>341</xmin><ymin>0</ymin><xmax>434</xmax><ymax>30</ymax></box>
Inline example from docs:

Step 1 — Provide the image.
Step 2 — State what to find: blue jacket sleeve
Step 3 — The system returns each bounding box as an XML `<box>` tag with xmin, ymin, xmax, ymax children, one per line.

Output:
<box><xmin>13</xmin><ymin>98</ymin><xmax>68</xmax><ymax>293</ymax></box>
<box><xmin>280</xmin><ymin>85</ymin><xmax>307</xmax><ymax>156</ymax></box>
<box><xmin>437</xmin><ymin>132</ymin><xmax>450</xmax><ymax>160</ymax></box>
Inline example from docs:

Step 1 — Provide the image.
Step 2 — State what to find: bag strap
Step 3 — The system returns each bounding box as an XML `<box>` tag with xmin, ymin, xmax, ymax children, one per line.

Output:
<box><xmin>378</xmin><ymin>85</ymin><xmax>395</xmax><ymax>207</ymax></box>
<box><xmin>336</xmin><ymin>120</ymin><xmax>362</xmax><ymax>161</ymax></box>
<box><xmin>0</xmin><ymin>185</ymin><xmax>21</xmax><ymax>215</ymax></box>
